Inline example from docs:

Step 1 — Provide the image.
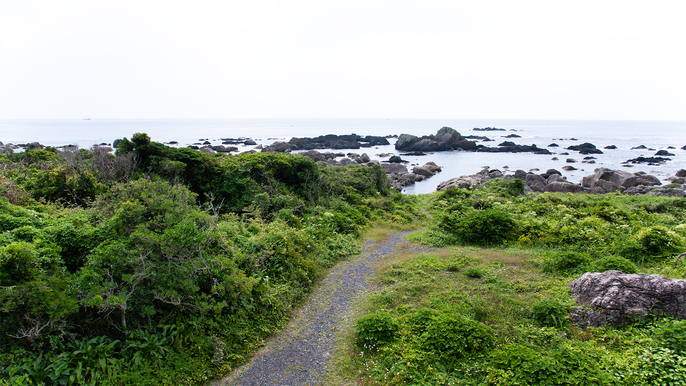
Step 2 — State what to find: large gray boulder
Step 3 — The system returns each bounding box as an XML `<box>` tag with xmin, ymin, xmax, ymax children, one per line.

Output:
<box><xmin>622</xmin><ymin>174</ymin><xmax>662</xmax><ymax>188</ymax></box>
<box><xmin>581</xmin><ymin>168</ymin><xmax>632</xmax><ymax>192</ymax></box>
<box><xmin>570</xmin><ymin>270</ymin><xmax>686</xmax><ymax>327</ymax></box>
<box><xmin>395</xmin><ymin>127</ymin><xmax>476</xmax><ymax>152</ymax></box>
<box><xmin>544</xmin><ymin>181</ymin><xmax>583</xmax><ymax>193</ymax></box>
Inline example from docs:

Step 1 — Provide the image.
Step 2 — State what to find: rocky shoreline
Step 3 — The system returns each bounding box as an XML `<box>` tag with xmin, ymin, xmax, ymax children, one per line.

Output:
<box><xmin>5</xmin><ymin>125</ymin><xmax>685</xmax><ymax>196</ymax></box>
<box><xmin>437</xmin><ymin>167</ymin><xmax>686</xmax><ymax>197</ymax></box>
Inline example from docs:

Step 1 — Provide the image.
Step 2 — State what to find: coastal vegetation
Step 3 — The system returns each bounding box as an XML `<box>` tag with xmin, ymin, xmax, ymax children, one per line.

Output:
<box><xmin>2</xmin><ymin>133</ymin><xmax>686</xmax><ymax>385</ymax></box>
<box><xmin>0</xmin><ymin>134</ymin><xmax>421</xmax><ymax>385</ymax></box>
<box><xmin>336</xmin><ymin>178</ymin><xmax>686</xmax><ymax>385</ymax></box>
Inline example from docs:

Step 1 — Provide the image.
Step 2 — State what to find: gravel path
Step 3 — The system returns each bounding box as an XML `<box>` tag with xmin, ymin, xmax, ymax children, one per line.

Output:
<box><xmin>215</xmin><ymin>230</ymin><xmax>424</xmax><ymax>386</ymax></box>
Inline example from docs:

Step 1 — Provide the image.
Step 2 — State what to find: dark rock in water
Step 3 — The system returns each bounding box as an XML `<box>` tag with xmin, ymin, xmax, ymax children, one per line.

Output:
<box><xmin>567</xmin><ymin>142</ymin><xmax>603</xmax><ymax>155</ymax></box>
<box><xmin>203</xmin><ymin>141</ymin><xmax>211</xmax><ymax>145</ymax></box>
<box><xmin>400</xmin><ymin>151</ymin><xmax>427</xmax><ymax>156</ymax></box>
<box><xmin>668</xmin><ymin>146</ymin><xmax>676</xmax><ymax>149</ymax></box>
<box><xmin>285</xmin><ymin>134</ymin><xmax>390</xmax><ymax>151</ymax></box>
<box><xmin>655</xmin><ymin>150</ymin><xmax>675</xmax><ymax>156</ymax></box>
<box><xmin>631</xmin><ymin>145</ymin><xmax>648</xmax><ymax>150</ymax></box>
<box><xmin>503</xmin><ymin>134</ymin><xmax>521</xmax><ymax>138</ymax></box>
<box><xmin>113</xmin><ymin>139</ymin><xmax>121</xmax><ymax>148</ymax></box>
<box><xmin>566</xmin><ymin>158</ymin><xmax>577</xmax><ymax>163</ymax></box>
<box><xmin>388</xmin><ymin>155</ymin><xmax>406</xmax><ymax>163</ymax></box>
<box><xmin>682</xmin><ymin>145</ymin><xmax>686</xmax><ymax>150</ymax></box>
<box><xmin>676</xmin><ymin>169</ymin><xmax>686</xmax><ymax>177</ymax></box>
<box><xmin>562</xmin><ymin>166</ymin><xmax>577</xmax><ymax>171</ymax></box>
<box><xmin>570</xmin><ymin>271</ymin><xmax>686</xmax><ymax>327</ymax></box>
<box><xmin>382</xmin><ymin>163</ymin><xmax>408</xmax><ymax>174</ymax></box>
<box><xmin>546</xmin><ymin>169</ymin><xmax>561</xmax><ymax>176</ymax></box>
<box><xmin>624</xmin><ymin>156</ymin><xmax>671</xmax><ymax>164</ymax></box>
<box><xmin>478</xmin><ymin>143</ymin><xmax>552</xmax><ymax>155</ymax></box>
<box><xmin>548</xmin><ymin>143</ymin><xmax>559</xmax><ymax>147</ymax></box>
<box><xmin>604</xmin><ymin>145</ymin><xmax>617</xmax><ymax>149</ymax></box>
<box><xmin>570</xmin><ymin>138</ymin><xmax>578</xmax><ymax>141</ymax></box>
<box><xmin>463</xmin><ymin>135</ymin><xmax>492</xmax><ymax>141</ymax></box>
<box><xmin>244</xmin><ymin>139</ymin><xmax>257</xmax><ymax>146</ymax></box>
<box><xmin>188</xmin><ymin>145</ymin><xmax>200</xmax><ymax>150</ymax></box>
<box><xmin>413</xmin><ymin>166</ymin><xmax>434</xmax><ymax>178</ymax></box>
<box><xmin>396</xmin><ymin>127</ymin><xmax>476</xmax><ymax>152</ymax></box>
<box><xmin>583</xmin><ymin>156</ymin><xmax>597</xmax><ymax>160</ymax></box>
<box><xmin>559</xmin><ymin>152</ymin><xmax>569</xmax><ymax>155</ymax></box>
<box><xmin>168</xmin><ymin>141</ymin><xmax>178</xmax><ymax>145</ymax></box>
<box><xmin>473</xmin><ymin>127</ymin><xmax>505</xmax><ymax>131</ymax></box>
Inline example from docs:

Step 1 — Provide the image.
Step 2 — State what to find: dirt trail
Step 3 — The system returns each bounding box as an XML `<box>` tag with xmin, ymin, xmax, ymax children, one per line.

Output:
<box><xmin>215</xmin><ymin>230</ymin><xmax>423</xmax><ymax>386</ymax></box>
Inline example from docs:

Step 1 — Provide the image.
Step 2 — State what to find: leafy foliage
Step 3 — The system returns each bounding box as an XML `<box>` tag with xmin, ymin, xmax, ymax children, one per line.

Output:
<box><xmin>0</xmin><ymin>134</ymin><xmax>423</xmax><ymax>385</ymax></box>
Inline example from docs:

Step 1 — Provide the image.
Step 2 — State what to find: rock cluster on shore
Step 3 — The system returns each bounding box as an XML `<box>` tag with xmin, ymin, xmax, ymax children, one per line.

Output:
<box><xmin>394</xmin><ymin>127</ymin><xmax>553</xmax><ymax>155</ymax></box>
<box><xmin>294</xmin><ymin>150</ymin><xmax>442</xmax><ymax>190</ymax></box>
<box><xmin>436</xmin><ymin>167</ymin><xmax>686</xmax><ymax>197</ymax></box>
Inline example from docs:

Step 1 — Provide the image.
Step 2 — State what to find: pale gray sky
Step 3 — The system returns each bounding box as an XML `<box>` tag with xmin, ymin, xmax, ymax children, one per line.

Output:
<box><xmin>1</xmin><ymin>1</ymin><xmax>684</xmax><ymax>120</ymax></box>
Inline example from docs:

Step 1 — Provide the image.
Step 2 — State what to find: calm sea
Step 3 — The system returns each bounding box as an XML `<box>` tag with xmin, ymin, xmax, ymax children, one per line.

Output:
<box><xmin>2</xmin><ymin>118</ymin><xmax>685</xmax><ymax>194</ymax></box>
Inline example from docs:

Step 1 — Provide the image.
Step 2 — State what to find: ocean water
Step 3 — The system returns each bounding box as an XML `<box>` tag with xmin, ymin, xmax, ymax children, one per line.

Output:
<box><xmin>2</xmin><ymin>118</ymin><xmax>685</xmax><ymax>194</ymax></box>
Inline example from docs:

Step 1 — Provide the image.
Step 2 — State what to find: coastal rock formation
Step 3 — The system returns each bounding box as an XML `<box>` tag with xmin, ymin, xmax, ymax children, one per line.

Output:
<box><xmin>395</xmin><ymin>127</ymin><xmax>477</xmax><ymax>152</ymax></box>
<box><xmin>623</xmin><ymin>156</ymin><xmax>671</xmax><ymax>165</ymax></box>
<box><xmin>569</xmin><ymin>270</ymin><xmax>686</xmax><ymax>327</ymax></box>
<box><xmin>436</xmin><ymin>167</ymin><xmax>684</xmax><ymax>196</ymax></box>
<box><xmin>263</xmin><ymin>134</ymin><xmax>390</xmax><ymax>152</ymax></box>
<box><xmin>473</xmin><ymin>127</ymin><xmax>506</xmax><ymax>131</ymax></box>
<box><xmin>581</xmin><ymin>168</ymin><xmax>633</xmax><ymax>193</ymax></box>
<box><xmin>567</xmin><ymin>143</ymin><xmax>603</xmax><ymax>155</ymax></box>
<box><xmin>476</xmin><ymin>142</ymin><xmax>552</xmax><ymax>155</ymax></box>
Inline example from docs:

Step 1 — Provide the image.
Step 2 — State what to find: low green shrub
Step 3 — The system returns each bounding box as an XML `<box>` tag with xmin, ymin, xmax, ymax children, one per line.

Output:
<box><xmin>531</xmin><ymin>299</ymin><xmax>569</xmax><ymax>328</ymax></box>
<box><xmin>590</xmin><ymin>255</ymin><xmax>638</xmax><ymax>274</ymax></box>
<box><xmin>465</xmin><ymin>267</ymin><xmax>486</xmax><ymax>279</ymax></box>
<box><xmin>488</xmin><ymin>343</ymin><xmax>617</xmax><ymax>385</ymax></box>
<box><xmin>355</xmin><ymin>311</ymin><xmax>399</xmax><ymax>350</ymax></box>
<box><xmin>420</xmin><ymin>313</ymin><xmax>494</xmax><ymax>362</ymax></box>
<box><xmin>653</xmin><ymin>319</ymin><xmax>686</xmax><ymax>354</ymax></box>
<box><xmin>620</xmin><ymin>225</ymin><xmax>685</xmax><ymax>263</ymax></box>
<box><xmin>445</xmin><ymin>208</ymin><xmax>517</xmax><ymax>246</ymax></box>
<box><xmin>542</xmin><ymin>251</ymin><xmax>591</xmax><ymax>274</ymax></box>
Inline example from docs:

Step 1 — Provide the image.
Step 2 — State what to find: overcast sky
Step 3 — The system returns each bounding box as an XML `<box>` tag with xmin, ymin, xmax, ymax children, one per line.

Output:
<box><xmin>1</xmin><ymin>1</ymin><xmax>684</xmax><ymax>120</ymax></box>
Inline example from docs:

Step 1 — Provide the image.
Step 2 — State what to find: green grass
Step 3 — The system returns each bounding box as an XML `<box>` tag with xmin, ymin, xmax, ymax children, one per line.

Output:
<box><xmin>330</xmin><ymin>242</ymin><xmax>686</xmax><ymax>385</ymax></box>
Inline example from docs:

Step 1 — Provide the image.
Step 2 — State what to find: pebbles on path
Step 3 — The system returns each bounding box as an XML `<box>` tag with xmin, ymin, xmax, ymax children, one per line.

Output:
<box><xmin>216</xmin><ymin>230</ymin><xmax>426</xmax><ymax>386</ymax></box>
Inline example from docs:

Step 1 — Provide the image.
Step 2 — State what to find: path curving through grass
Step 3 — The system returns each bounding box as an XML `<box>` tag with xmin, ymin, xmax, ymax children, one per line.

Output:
<box><xmin>215</xmin><ymin>230</ymin><xmax>427</xmax><ymax>386</ymax></box>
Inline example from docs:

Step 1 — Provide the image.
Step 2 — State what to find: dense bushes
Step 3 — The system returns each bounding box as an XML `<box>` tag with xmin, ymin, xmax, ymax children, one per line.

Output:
<box><xmin>347</xmin><ymin>184</ymin><xmax>686</xmax><ymax>386</ymax></box>
<box><xmin>0</xmin><ymin>134</ymin><xmax>423</xmax><ymax>385</ymax></box>
<box><xmin>423</xmin><ymin>185</ymin><xmax>686</xmax><ymax>269</ymax></box>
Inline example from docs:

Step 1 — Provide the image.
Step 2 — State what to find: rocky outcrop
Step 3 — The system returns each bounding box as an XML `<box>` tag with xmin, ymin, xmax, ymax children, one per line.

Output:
<box><xmin>263</xmin><ymin>134</ymin><xmax>390</xmax><ymax>152</ymax></box>
<box><xmin>545</xmin><ymin>181</ymin><xmax>583</xmax><ymax>193</ymax></box>
<box><xmin>473</xmin><ymin>127</ymin><xmax>506</xmax><ymax>131</ymax></box>
<box><xmin>435</xmin><ymin>167</ymin><xmax>683</xmax><ymax>196</ymax></box>
<box><xmin>567</xmin><ymin>143</ymin><xmax>603</xmax><ymax>155</ymax></box>
<box><xmin>476</xmin><ymin>142</ymin><xmax>552</xmax><ymax>155</ymax></box>
<box><xmin>581</xmin><ymin>168</ymin><xmax>633</xmax><ymax>193</ymax></box>
<box><xmin>569</xmin><ymin>270</ymin><xmax>686</xmax><ymax>327</ymax></box>
<box><xmin>395</xmin><ymin>127</ymin><xmax>476</xmax><ymax>152</ymax></box>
